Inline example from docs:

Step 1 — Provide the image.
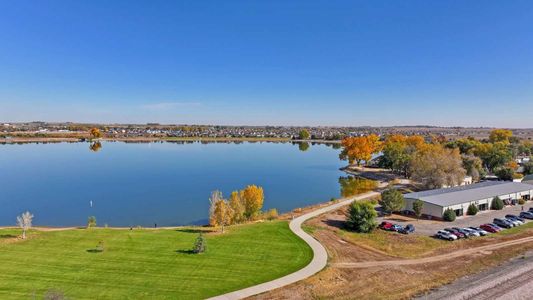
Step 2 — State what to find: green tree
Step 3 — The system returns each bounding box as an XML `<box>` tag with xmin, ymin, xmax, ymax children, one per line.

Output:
<box><xmin>443</xmin><ymin>209</ymin><xmax>456</xmax><ymax>222</ymax></box>
<box><xmin>345</xmin><ymin>201</ymin><xmax>377</xmax><ymax>233</ymax></box>
<box><xmin>489</xmin><ymin>129</ymin><xmax>513</xmax><ymax>143</ymax></box>
<box><xmin>193</xmin><ymin>233</ymin><xmax>206</xmax><ymax>254</ymax></box>
<box><xmin>462</xmin><ymin>154</ymin><xmax>486</xmax><ymax>182</ymax></box>
<box><xmin>495</xmin><ymin>167</ymin><xmax>515</xmax><ymax>181</ymax></box>
<box><xmin>87</xmin><ymin>216</ymin><xmax>97</xmax><ymax>228</ymax></box>
<box><xmin>523</xmin><ymin>161</ymin><xmax>533</xmax><ymax>175</ymax></box>
<box><xmin>467</xmin><ymin>203</ymin><xmax>478</xmax><ymax>216</ymax></box>
<box><xmin>380</xmin><ymin>188</ymin><xmax>405</xmax><ymax>215</ymax></box>
<box><xmin>491</xmin><ymin>196</ymin><xmax>504</xmax><ymax>210</ymax></box>
<box><xmin>298</xmin><ymin>129</ymin><xmax>310</xmax><ymax>140</ymax></box>
<box><xmin>412</xmin><ymin>199</ymin><xmax>424</xmax><ymax>219</ymax></box>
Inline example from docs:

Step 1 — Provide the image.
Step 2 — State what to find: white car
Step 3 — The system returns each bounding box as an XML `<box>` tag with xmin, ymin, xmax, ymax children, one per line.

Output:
<box><xmin>462</xmin><ymin>227</ymin><xmax>480</xmax><ymax>237</ymax></box>
<box><xmin>468</xmin><ymin>227</ymin><xmax>489</xmax><ymax>236</ymax></box>
<box><xmin>436</xmin><ymin>230</ymin><xmax>458</xmax><ymax>241</ymax></box>
<box><xmin>505</xmin><ymin>218</ymin><xmax>522</xmax><ymax>226</ymax></box>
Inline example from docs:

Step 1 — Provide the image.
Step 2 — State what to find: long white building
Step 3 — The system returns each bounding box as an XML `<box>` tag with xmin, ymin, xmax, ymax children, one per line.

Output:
<box><xmin>403</xmin><ymin>181</ymin><xmax>533</xmax><ymax>219</ymax></box>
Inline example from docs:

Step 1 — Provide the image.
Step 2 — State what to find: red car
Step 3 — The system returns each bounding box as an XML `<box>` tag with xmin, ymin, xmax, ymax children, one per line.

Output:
<box><xmin>480</xmin><ymin>224</ymin><xmax>500</xmax><ymax>233</ymax></box>
<box><xmin>379</xmin><ymin>221</ymin><xmax>394</xmax><ymax>230</ymax></box>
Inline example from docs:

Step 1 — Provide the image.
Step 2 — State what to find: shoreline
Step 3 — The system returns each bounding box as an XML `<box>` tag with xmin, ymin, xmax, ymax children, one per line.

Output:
<box><xmin>0</xmin><ymin>136</ymin><xmax>341</xmax><ymax>144</ymax></box>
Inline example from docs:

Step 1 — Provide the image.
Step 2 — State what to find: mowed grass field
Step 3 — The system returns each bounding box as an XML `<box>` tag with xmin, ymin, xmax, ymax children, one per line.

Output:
<box><xmin>0</xmin><ymin>221</ymin><xmax>312</xmax><ymax>299</ymax></box>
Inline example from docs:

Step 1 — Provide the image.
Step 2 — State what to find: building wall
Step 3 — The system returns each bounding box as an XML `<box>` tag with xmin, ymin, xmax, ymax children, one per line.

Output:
<box><xmin>404</xmin><ymin>198</ymin><xmax>444</xmax><ymax>219</ymax></box>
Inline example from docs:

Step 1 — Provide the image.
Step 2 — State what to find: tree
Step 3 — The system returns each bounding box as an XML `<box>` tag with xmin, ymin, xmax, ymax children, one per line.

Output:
<box><xmin>489</xmin><ymin>129</ymin><xmax>513</xmax><ymax>143</ymax></box>
<box><xmin>193</xmin><ymin>233</ymin><xmax>206</xmax><ymax>254</ymax></box>
<box><xmin>16</xmin><ymin>211</ymin><xmax>33</xmax><ymax>239</ymax></box>
<box><xmin>410</xmin><ymin>145</ymin><xmax>466</xmax><ymax>189</ymax></box>
<box><xmin>462</xmin><ymin>154</ymin><xmax>485</xmax><ymax>182</ymax></box>
<box><xmin>87</xmin><ymin>216</ymin><xmax>97</xmax><ymax>228</ymax></box>
<box><xmin>241</xmin><ymin>185</ymin><xmax>264</xmax><ymax>220</ymax></box>
<box><xmin>491</xmin><ymin>196</ymin><xmax>504</xmax><ymax>210</ymax></box>
<box><xmin>412</xmin><ymin>199</ymin><xmax>424</xmax><ymax>219</ymax></box>
<box><xmin>467</xmin><ymin>203</ymin><xmax>479</xmax><ymax>216</ymax></box>
<box><xmin>264</xmin><ymin>208</ymin><xmax>278</xmax><ymax>220</ymax></box>
<box><xmin>89</xmin><ymin>128</ymin><xmax>102</xmax><ymax>139</ymax></box>
<box><xmin>229</xmin><ymin>191</ymin><xmax>245</xmax><ymax>224</ymax></box>
<box><xmin>208</xmin><ymin>190</ymin><xmax>224</xmax><ymax>226</ymax></box>
<box><xmin>298</xmin><ymin>129</ymin><xmax>310</xmax><ymax>140</ymax></box>
<box><xmin>339</xmin><ymin>134</ymin><xmax>383</xmax><ymax>166</ymax></box>
<box><xmin>380</xmin><ymin>135</ymin><xmax>426</xmax><ymax>176</ymax></box>
<box><xmin>443</xmin><ymin>209</ymin><xmax>456</xmax><ymax>222</ymax></box>
<box><xmin>345</xmin><ymin>201</ymin><xmax>377</xmax><ymax>233</ymax></box>
<box><xmin>495</xmin><ymin>167</ymin><xmax>515</xmax><ymax>181</ymax></box>
<box><xmin>474</xmin><ymin>142</ymin><xmax>512</xmax><ymax>172</ymax></box>
<box><xmin>380</xmin><ymin>188</ymin><xmax>405</xmax><ymax>215</ymax></box>
<box><xmin>213</xmin><ymin>198</ymin><xmax>232</xmax><ymax>233</ymax></box>
<box><xmin>523</xmin><ymin>161</ymin><xmax>533</xmax><ymax>175</ymax></box>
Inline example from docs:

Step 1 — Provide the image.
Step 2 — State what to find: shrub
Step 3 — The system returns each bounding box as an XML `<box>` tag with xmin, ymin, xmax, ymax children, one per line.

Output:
<box><xmin>345</xmin><ymin>201</ymin><xmax>377</xmax><ymax>233</ymax></box>
<box><xmin>491</xmin><ymin>196</ymin><xmax>504</xmax><ymax>210</ymax></box>
<box><xmin>264</xmin><ymin>208</ymin><xmax>279</xmax><ymax>220</ymax></box>
<box><xmin>193</xmin><ymin>233</ymin><xmax>206</xmax><ymax>254</ymax></box>
<box><xmin>412</xmin><ymin>199</ymin><xmax>424</xmax><ymax>219</ymax></box>
<box><xmin>467</xmin><ymin>203</ymin><xmax>478</xmax><ymax>216</ymax></box>
<box><xmin>443</xmin><ymin>209</ymin><xmax>456</xmax><ymax>222</ymax></box>
<box><xmin>519</xmin><ymin>198</ymin><xmax>526</xmax><ymax>205</ymax></box>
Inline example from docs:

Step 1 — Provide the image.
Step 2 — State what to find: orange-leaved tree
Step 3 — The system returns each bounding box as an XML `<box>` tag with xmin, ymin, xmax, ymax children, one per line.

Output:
<box><xmin>89</xmin><ymin>128</ymin><xmax>102</xmax><ymax>139</ymax></box>
<box><xmin>339</xmin><ymin>134</ymin><xmax>383</xmax><ymax>166</ymax></box>
<box><xmin>241</xmin><ymin>185</ymin><xmax>264</xmax><ymax>220</ymax></box>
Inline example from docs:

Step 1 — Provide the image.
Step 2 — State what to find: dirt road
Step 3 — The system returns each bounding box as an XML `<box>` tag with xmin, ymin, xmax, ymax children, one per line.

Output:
<box><xmin>420</xmin><ymin>251</ymin><xmax>533</xmax><ymax>300</ymax></box>
<box><xmin>332</xmin><ymin>236</ymin><xmax>533</xmax><ymax>269</ymax></box>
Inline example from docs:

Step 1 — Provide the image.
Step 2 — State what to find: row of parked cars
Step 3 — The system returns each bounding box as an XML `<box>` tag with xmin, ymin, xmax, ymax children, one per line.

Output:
<box><xmin>435</xmin><ymin>209</ymin><xmax>533</xmax><ymax>241</ymax></box>
<box><xmin>379</xmin><ymin>221</ymin><xmax>415</xmax><ymax>234</ymax></box>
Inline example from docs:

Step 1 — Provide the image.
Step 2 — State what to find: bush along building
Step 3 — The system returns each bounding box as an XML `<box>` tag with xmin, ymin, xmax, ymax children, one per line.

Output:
<box><xmin>403</xmin><ymin>181</ymin><xmax>533</xmax><ymax>220</ymax></box>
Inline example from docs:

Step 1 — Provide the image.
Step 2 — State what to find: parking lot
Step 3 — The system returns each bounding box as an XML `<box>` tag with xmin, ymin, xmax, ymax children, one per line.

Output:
<box><xmin>379</xmin><ymin>201</ymin><xmax>533</xmax><ymax>236</ymax></box>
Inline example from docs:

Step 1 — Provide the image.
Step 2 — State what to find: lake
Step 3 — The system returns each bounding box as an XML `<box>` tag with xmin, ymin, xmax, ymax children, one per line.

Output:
<box><xmin>0</xmin><ymin>141</ymin><xmax>373</xmax><ymax>227</ymax></box>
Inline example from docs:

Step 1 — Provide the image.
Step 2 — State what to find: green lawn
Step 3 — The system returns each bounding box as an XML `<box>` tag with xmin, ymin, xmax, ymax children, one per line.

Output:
<box><xmin>0</xmin><ymin>221</ymin><xmax>312</xmax><ymax>299</ymax></box>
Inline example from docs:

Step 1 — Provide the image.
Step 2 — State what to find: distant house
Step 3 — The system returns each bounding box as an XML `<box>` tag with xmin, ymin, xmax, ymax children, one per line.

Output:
<box><xmin>403</xmin><ymin>181</ymin><xmax>533</xmax><ymax>220</ymax></box>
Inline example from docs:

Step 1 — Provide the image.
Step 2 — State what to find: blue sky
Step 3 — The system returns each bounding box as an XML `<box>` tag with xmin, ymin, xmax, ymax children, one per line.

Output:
<box><xmin>1</xmin><ymin>1</ymin><xmax>532</xmax><ymax>127</ymax></box>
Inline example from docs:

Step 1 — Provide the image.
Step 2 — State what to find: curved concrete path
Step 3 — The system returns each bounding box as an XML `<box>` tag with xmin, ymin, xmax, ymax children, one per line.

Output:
<box><xmin>208</xmin><ymin>191</ymin><xmax>380</xmax><ymax>300</ymax></box>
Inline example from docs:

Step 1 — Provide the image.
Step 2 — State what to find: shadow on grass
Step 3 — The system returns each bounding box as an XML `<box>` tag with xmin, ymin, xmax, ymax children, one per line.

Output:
<box><xmin>176</xmin><ymin>249</ymin><xmax>196</xmax><ymax>254</ymax></box>
<box><xmin>175</xmin><ymin>228</ymin><xmax>213</xmax><ymax>234</ymax></box>
<box><xmin>323</xmin><ymin>219</ymin><xmax>346</xmax><ymax>230</ymax></box>
<box><xmin>86</xmin><ymin>249</ymin><xmax>104</xmax><ymax>253</ymax></box>
<box><xmin>0</xmin><ymin>234</ymin><xmax>18</xmax><ymax>239</ymax></box>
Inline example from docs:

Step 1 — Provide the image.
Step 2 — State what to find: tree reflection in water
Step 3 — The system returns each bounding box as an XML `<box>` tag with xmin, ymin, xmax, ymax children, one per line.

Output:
<box><xmin>89</xmin><ymin>141</ymin><xmax>102</xmax><ymax>152</ymax></box>
<box><xmin>338</xmin><ymin>176</ymin><xmax>377</xmax><ymax>198</ymax></box>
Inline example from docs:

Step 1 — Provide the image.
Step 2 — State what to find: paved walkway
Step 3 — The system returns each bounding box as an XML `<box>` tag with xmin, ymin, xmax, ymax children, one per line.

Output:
<box><xmin>208</xmin><ymin>191</ymin><xmax>380</xmax><ymax>300</ymax></box>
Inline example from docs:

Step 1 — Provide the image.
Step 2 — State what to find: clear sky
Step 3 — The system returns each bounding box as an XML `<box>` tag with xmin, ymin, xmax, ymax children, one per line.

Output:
<box><xmin>1</xmin><ymin>1</ymin><xmax>532</xmax><ymax>127</ymax></box>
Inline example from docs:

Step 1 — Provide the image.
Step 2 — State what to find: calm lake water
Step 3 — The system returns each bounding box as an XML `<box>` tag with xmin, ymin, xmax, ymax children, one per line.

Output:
<box><xmin>0</xmin><ymin>141</ymin><xmax>372</xmax><ymax>227</ymax></box>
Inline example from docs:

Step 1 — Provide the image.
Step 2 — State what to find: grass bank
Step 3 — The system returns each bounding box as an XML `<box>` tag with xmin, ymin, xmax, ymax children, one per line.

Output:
<box><xmin>0</xmin><ymin>221</ymin><xmax>312</xmax><ymax>299</ymax></box>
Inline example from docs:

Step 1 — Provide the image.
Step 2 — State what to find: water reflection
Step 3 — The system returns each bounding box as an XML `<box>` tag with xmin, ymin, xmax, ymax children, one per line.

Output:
<box><xmin>338</xmin><ymin>176</ymin><xmax>377</xmax><ymax>198</ymax></box>
<box><xmin>298</xmin><ymin>142</ymin><xmax>310</xmax><ymax>152</ymax></box>
<box><xmin>89</xmin><ymin>141</ymin><xmax>102</xmax><ymax>152</ymax></box>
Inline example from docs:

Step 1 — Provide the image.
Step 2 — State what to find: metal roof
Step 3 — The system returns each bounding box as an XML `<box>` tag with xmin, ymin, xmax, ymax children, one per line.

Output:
<box><xmin>405</xmin><ymin>181</ymin><xmax>533</xmax><ymax>207</ymax></box>
<box><xmin>523</xmin><ymin>174</ymin><xmax>533</xmax><ymax>183</ymax></box>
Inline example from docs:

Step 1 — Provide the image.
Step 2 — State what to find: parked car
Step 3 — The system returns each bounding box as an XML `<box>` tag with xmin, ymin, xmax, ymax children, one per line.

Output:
<box><xmin>480</xmin><ymin>223</ymin><xmax>501</xmax><ymax>233</ymax></box>
<box><xmin>400</xmin><ymin>224</ymin><xmax>415</xmax><ymax>234</ymax></box>
<box><xmin>379</xmin><ymin>221</ymin><xmax>394</xmax><ymax>230</ymax></box>
<box><xmin>436</xmin><ymin>230</ymin><xmax>457</xmax><ymax>241</ymax></box>
<box><xmin>505</xmin><ymin>218</ymin><xmax>522</xmax><ymax>227</ymax></box>
<box><xmin>444</xmin><ymin>228</ymin><xmax>466</xmax><ymax>239</ymax></box>
<box><xmin>493</xmin><ymin>218</ymin><xmax>513</xmax><ymax>229</ymax></box>
<box><xmin>452</xmin><ymin>227</ymin><xmax>474</xmax><ymax>238</ymax></box>
<box><xmin>505</xmin><ymin>214</ymin><xmax>525</xmax><ymax>223</ymax></box>
<box><xmin>489</xmin><ymin>223</ymin><xmax>504</xmax><ymax>231</ymax></box>
<box><xmin>468</xmin><ymin>227</ymin><xmax>489</xmax><ymax>236</ymax></box>
<box><xmin>461</xmin><ymin>227</ymin><xmax>480</xmax><ymax>237</ymax></box>
<box><xmin>391</xmin><ymin>224</ymin><xmax>403</xmax><ymax>232</ymax></box>
<box><xmin>529</xmin><ymin>207</ymin><xmax>533</xmax><ymax>212</ymax></box>
<box><xmin>519</xmin><ymin>211</ymin><xmax>533</xmax><ymax>219</ymax></box>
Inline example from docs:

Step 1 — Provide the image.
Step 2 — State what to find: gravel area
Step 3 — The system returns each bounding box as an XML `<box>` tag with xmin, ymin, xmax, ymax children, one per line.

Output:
<box><xmin>419</xmin><ymin>251</ymin><xmax>533</xmax><ymax>300</ymax></box>
<box><xmin>379</xmin><ymin>202</ymin><xmax>533</xmax><ymax>236</ymax></box>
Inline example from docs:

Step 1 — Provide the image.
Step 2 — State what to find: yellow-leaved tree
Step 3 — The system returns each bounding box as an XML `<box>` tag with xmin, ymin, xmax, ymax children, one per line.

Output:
<box><xmin>339</xmin><ymin>134</ymin><xmax>383</xmax><ymax>166</ymax></box>
<box><xmin>241</xmin><ymin>185</ymin><xmax>264</xmax><ymax>220</ymax></box>
<box><xmin>229</xmin><ymin>191</ymin><xmax>245</xmax><ymax>224</ymax></box>
<box><xmin>213</xmin><ymin>199</ymin><xmax>232</xmax><ymax>233</ymax></box>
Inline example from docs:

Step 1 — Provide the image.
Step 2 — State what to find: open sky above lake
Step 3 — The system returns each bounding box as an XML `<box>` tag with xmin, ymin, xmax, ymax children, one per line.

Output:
<box><xmin>1</xmin><ymin>1</ymin><xmax>532</xmax><ymax>127</ymax></box>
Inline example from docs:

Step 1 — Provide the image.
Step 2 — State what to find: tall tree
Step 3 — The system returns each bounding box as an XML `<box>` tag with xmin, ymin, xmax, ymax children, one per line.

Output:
<box><xmin>241</xmin><ymin>185</ymin><xmax>264</xmax><ymax>220</ymax></box>
<box><xmin>208</xmin><ymin>190</ymin><xmax>224</xmax><ymax>226</ymax></box>
<box><xmin>412</xmin><ymin>199</ymin><xmax>424</xmax><ymax>219</ymax></box>
<box><xmin>16</xmin><ymin>211</ymin><xmax>33</xmax><ymax>239</ymax></box>
<box><xmin>489</xmin><ymin>129</ymin><xmax>513</xmax><ymax>143</ymax></box>
<box><xmin>410</xmin><ymin>145</ymin><xmax>466</xmax><ymax>189</ymax></box>
<box><xmin>213</xmin><ymin>199</ymin><xmax>232</xmax><ymax>233</ymax></box>
<box><xmin>298</xmin><ymin>129</ymin><xmax>310</xmax><ymax>140</ymax></box>
<box><xmin>339</xmin><ymin>134</ymin><xmax>383</xmax><ymax>166</ymax></box>
<box><xmin>229</xmin><ymin>191</ymin><xmax>245</xmax><ymax>224</ymax></box>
